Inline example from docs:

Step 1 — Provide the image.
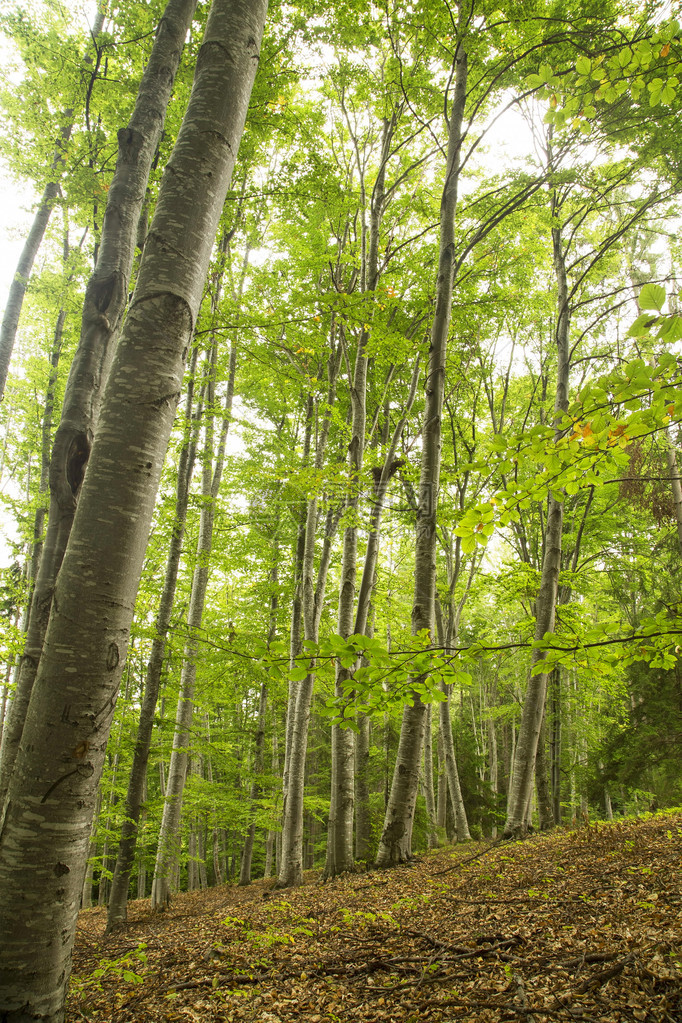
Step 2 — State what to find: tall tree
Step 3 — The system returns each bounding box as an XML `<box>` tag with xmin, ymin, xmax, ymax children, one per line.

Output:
<box><xmin>0</xmin><ymin>0</ymin><xmax>199</xmax><ymax>805</ymax></box>
<box><xmin>0</xmin><ymin>5</ymin><xmax>106</xmax><ymax>398</ymax></box>
<box><xmin>0</xmin><ymin>0</ymin><xmax>268</xmax><ymax>1016</ymax></box>
<box><xmin>376</xmin><ymin>14</ymin><xmax>468</xmax><ymax>867</ymax></box>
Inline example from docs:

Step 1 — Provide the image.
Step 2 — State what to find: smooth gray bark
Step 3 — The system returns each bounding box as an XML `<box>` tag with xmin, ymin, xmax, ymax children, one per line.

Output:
<box><xmin>375</xmin><ymin>32</ymin><xmax>467</xmax><ymax>866</ymax></box>
<box><xmin>0</xmin><ymin>1</ymin><xmax>267</xmax><ymax>1015</ymax></box>
<box><xmin>105</xmin><ymin>345</ymin><xmax>201</xmax><ymax>932</ymax></box>
<box><xmin>325</xmin><ymin>323</ymin><xmax>368</xmax><ymax>878</ymax></box>
<box><xmin>435</xmin><ymin>551</ymin><xmax>475</xmax><ymax>844</ymax></box>
<box><xmin>0</xmin><ymin>0</ymin><xmax>198</xmax><ymax>806</ymax></box>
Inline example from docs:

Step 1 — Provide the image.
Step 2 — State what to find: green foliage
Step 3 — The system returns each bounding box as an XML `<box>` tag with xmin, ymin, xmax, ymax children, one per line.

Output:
<box><xmin>70</xmin><ymin>942</ymin><xmax>148</xmax><ymax>995</ymax></box>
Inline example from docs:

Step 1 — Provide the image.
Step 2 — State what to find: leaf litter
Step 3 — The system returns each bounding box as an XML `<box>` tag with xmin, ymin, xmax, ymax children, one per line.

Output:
<box><xmin>68</xmin><ymin>811</ymin><xmax>682</xmax><ymax>1022</ymax></box>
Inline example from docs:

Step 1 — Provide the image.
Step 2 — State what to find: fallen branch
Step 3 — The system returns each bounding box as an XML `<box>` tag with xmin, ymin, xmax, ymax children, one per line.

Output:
<box><xmin>416</xmin><ymin>993</ymin><xmax>594</xmax><ymax>1019</ymax></box>
<box><xmin>513</xmin><ymin>970</ymin><xmax>536</xmax><ymax>1023</ymax></box>
<box><xmin>432</xmin><ymin>838</ymin><xmax>503</xmax><ymax>875</ymax></box>
<box><xmin>574</xmin><ymin>951</ymin><xmax>636</xmax><ymax>994</ymax></box>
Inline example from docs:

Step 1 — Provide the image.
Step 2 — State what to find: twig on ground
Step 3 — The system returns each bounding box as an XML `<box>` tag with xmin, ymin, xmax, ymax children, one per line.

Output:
<box><xmin>432</xmin><ymin>838</ymin><xmax>503</xmax><ymax>875</ymax></box>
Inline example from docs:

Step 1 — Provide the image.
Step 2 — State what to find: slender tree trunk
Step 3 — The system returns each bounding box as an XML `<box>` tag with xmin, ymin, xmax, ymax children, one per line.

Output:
<box><xmin>240</xmin><ymin>678</ymin><xmax>269</xmax><ymax>885</ymax></box>
<box><xmin>241</xmin><ymin>551</ymin><xmax>279</xmax><ymax>885</ymax></box>
<box><xmin>376</xmin><ymin>36</ymin><xmax>468</xmax><ymax>867</ymax></box>
<box><xmin>325</xmin><ymin>324</ymin><xmax>368</xmax><ymax>877</ymax></box>
<box><xmin>550</xmin><ymin>667</ymin><xmax>562</xmax><ymax>825</ymax></box>
<box><xmin>136</xmin><ymin>772</ymin><xmax>148</xmax><ymax>898</ymax></box>
<box><xmin>423</xmin><ymin>703</ymin><xmax>438</xmax><ymax>847</ymax></box>
<box><xmin>0</xmin><ymin>2</ymin><xmax>267</xmax><ymax>1015</ymax></box>
<box><xmin>201</xmin><ymin>714</ymin><xmax>223</xmax><ymax>887</ymax></box>
<box><xmin>0</xmin><ymin>0</ymin><xmax>198</xmax><ymax>806</ymax></box>
<box><xmin>488</xmin><ymin>708</ymin><xmax>498</xmax><ymax>838</ymax></box>
<box><xmin>436</xmin><ymin>727</ymin><xmax>447</xmax><ymax>831</ymax></box>
<box><xmin>325</xmin><ymin>116</ymin><xmax>398</xmax><ymax>879</ymax></box>
<box><xmin>151</xmin><ymin>340</ymin><xmax>236</xmax><ymax>908</ymax></box>
<box><xmin>0</xmin><ymin>9</ymin><xmax>106</xmax><ymax>398</ymax></box>
<box><xmin>106</xmin><ymin>345</ymin><xmax>201</xmax><ymax>932</ymax></box>
<box><xmin>282</xmin><ymin>399</ymin><xmax>312</xmax><ymax>791</ymax></box>
<box><xmin>440</xmin><ymin>686</ymin><xmax>471</xmax><ymax>841</ymax></box>
<box><xmin>242</xmin><ymin>540</ymin><xmax>280</xmax><ymax>883</ymax></box>
<box><xmin>535</xmin><ymin>712</ymin><xmax>553</xmax><ymax>830</ymax></box>
<box><xmin>265</xmin><ymin>708</ymin><xmax>280</xmax><ymax>877</ymax></box>
<box><xmin>27</xmin><ymin>306</ymin><xmax>65</xmax><ymax>602</ymax></box>
<box><xmin>278</xmin><ymin>349</ymin><xmax>342</xmax><ymax>887</ymax></box>
<box><xmin>354</xmin><ymin>711</ymin><xmax>372</xmax><ymax>859</ymax></box>
<box><xmin>665</xmin><ymin>434</ymin><xmax>682</xmax><ymax>557</ymax></box>
<box><xmin>503</xmin><ymin>170</ymin><xmax>570</xmax><ymax>839</ymax></box>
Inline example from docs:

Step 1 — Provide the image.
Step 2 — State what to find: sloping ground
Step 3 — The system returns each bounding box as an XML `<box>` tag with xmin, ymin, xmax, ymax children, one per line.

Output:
<box><xmin>69</xmin><ymin>812</ymin><xmax>682</xmax><ymax>1022</ymax></box>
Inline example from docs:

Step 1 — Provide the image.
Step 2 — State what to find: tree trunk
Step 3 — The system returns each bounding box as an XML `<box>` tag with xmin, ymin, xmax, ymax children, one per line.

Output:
<box><xmin>0</xmin><ymin>9</ymin><xmax>106</xmax><ymax>398</ymax></box>
<box><xmin>550</xmin><ymin>667</ymin><xmax>562</xmax><ymax>825</ymax></box>
<box><xmin>106</xmin><ymin>344</ymin><xmax>201</xmax><ymax>932</ymax></box>
<box><xmin>27</xmin><ymin>305</ymin><xmax>65</xmax><ymax>604</ymax></box>
<box><xmin>81</xmin><ymin>788</ymin><xmax>102</xmax><ymax>910</ymax></box>
<box><xmin>440</xmin><ymin>687</ymin><xmax>471</xmax><ymax>842</ymax></box>
<box><xmin>241</xmin><ymin>542</ymin><xmax>278</xmax><ymax>885</ymax></box>
<box><xmin>0</xmin><ymin>1</ymin><xmax>267</xmax><ymax>1015</ymax></box>
<box><xmin>436</xmin><ymin>727</ymin><xmax>447</xmax><ymax>831</ymax></box>
<box><xmin>325</xmin><ymin>113</ymin><xmax>397</xmax><ymax>880</ymax></box>
<box><xmin>488</xmin><ymin>709</ymin><xmax>498</xmax><ymax>839</ymax></box>
<box><xmin>0</xmin><ymin>0</ymin><xmax>198</xmax><ymax>806</ymax></box>
<box><xmin>375</xmin><ymin>37</ymin><xmax>468</xmax><ymax>867</ymax></box>
<box><xmin>151</xmin><ymin>340</ymin><xmax>236</xmax><ymax>909</ymax></box>
<box><xmin>239</xmin><ymin>680</ymin><xmax>269</xmax><ymax>885</ymax></box>
<box><xmin>354</xmin><ymin>711</ymin><xmax>372</xmax><ymax>859</ymax></box>
<box><xmin>278</xmin><ymin>348</ymin><xmax>343</xmax><ymax>887</ymax></box>
<box><xmin>535</xmin><ymin>712</ymin><xmax>554</xmax><ymax>830</ymax></box>
<box><xmin>665</xmin><ymin>434</ymin><xmax>682</xmax><ymax>557</ymax></box>
<box><xmin>136</xmin><ymin>772</ymin><xmax>148</xmax><ymax>898</ymax></box>
<box><xmin>503</xmin><ymin>169</ymin><xmax>570</xmax><ymax>839</ymax></box>
<box><xmin>423</xmin><ymin>703</ymin><xmax>438</xmax><ymax>848</ymax></box>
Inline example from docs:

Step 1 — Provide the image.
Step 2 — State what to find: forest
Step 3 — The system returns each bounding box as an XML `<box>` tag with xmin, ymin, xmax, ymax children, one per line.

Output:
<box><xmin>0</xmin><ymin>0</ymin><xmax>680</xmax><ymax>1020</ymax></box>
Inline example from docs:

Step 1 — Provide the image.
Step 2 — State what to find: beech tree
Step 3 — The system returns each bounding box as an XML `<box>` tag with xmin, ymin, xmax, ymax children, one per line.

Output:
<box><xmin>0</xmin><ymin>0</ymin><xmax>199</xmax><ymax>809</ymax></box>
<box><xmin>0</xmin><ymin>0</ymin><xmax>268</xmax><ymax>1016</ymax></box>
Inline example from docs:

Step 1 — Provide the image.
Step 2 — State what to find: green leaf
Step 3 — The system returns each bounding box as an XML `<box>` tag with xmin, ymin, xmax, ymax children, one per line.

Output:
<box><xmin>639</xmin><ymin>283</ymin><xmax>666</xmax><ymax>312</ymax></box>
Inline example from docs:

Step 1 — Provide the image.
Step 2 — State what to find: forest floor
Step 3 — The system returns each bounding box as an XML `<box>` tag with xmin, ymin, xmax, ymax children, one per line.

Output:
<box><xmin>68</xmin><ymin>811</ymin><xmax>682</xmax><ymax>1023</ymax></box>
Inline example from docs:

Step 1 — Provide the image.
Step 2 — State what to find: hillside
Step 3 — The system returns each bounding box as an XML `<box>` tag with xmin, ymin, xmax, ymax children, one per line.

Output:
<box><xmin>69</xmin><ymin>813</ymin><xmax>682</xmax><ymax>1023</ymax></box>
